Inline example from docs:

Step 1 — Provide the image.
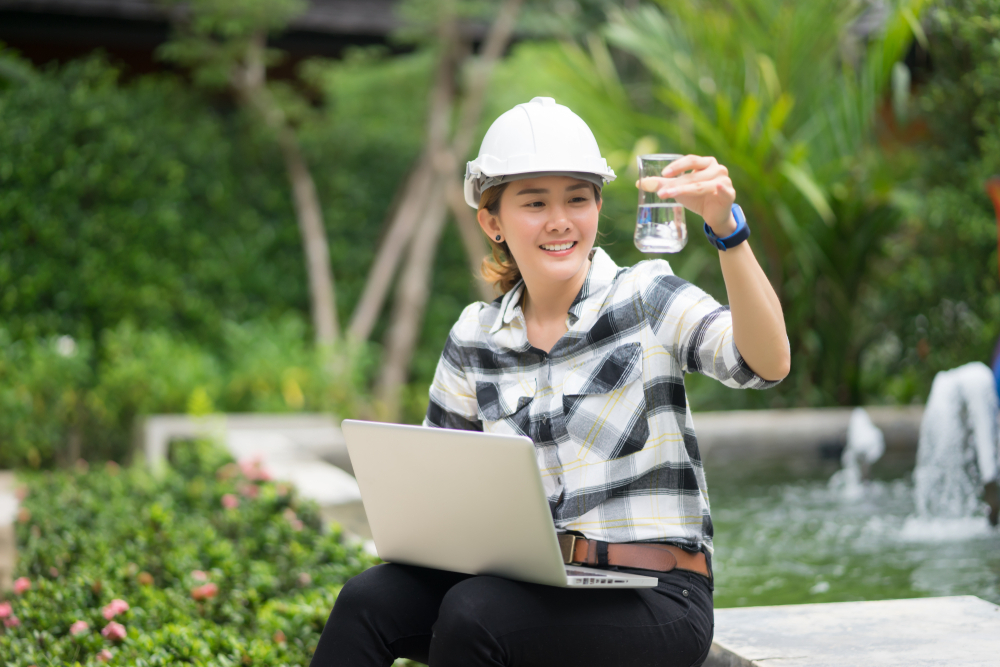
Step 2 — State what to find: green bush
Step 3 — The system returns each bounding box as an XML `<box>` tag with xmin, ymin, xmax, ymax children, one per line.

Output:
<box><xmin>0</xmin><ymin>332</ymin><xmax>92</xmax><ymax>468</ymax></box>
<box><xmin>0</xmin><ymin>442</ymin><xmax>378</xmax><ymax>665</ymax></box>
<box><xmin>0</xmin><ymin>47</ymin><xmax>486</xmax><ymax>429</ymax></box>
<box><xmin>0</xmin><ymin>317</ymin><xmax>375</xmax><ymax>468</ymax></box>
<box><xmin>859</xmin><ymin>0</ymin><xmax>1000</xmax><ymax>403</ymax></box>
<box><xmin>0</xmin><ymin>53</ymin><xmax>310</xmax><ymax>347</ymax></box>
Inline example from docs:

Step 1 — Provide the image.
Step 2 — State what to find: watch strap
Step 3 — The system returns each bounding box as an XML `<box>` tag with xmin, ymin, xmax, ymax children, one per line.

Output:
<box><xmin>704</xmin><ymin>204</ymin><xmax>750</xmax><ymax>251</ymax></box>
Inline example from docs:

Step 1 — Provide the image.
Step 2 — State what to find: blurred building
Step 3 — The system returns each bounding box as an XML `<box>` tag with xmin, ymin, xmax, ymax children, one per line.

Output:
<box><xmin>0</xmin><ymin>0</ymin><xmax>402</xmax><ymax>73</ymax></box>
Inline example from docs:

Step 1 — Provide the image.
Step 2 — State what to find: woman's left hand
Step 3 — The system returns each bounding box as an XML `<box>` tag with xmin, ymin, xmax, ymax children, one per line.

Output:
<box><xmin>637</xmin><ymin>154</ymin><xmax>736</xmax><ymax>236</ymax></box>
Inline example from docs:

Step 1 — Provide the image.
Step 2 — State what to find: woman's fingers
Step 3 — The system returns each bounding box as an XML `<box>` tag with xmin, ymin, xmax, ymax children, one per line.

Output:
<box><xmin>659</xmin><ymin>163</ymin><xmax>727</xmax><ymax>191</ymax></box>
<box><xmin>635</xmin><ymin>167</ymin><xmax>724</xmax><ymax>195</ymax></box>
<box><xmin>636</xmin><ymin>177</ymin><xmax>664</xmax><ymax>192</ymax></box>
<box><xmin>661</xmin><ymin>154</ymin><xmax>716</xmax><ymax>177</ymax></box>
<box><xmin>664</xmin><ymin>177</ymin><xmax>734</xmax><ymax>199</ymax></box>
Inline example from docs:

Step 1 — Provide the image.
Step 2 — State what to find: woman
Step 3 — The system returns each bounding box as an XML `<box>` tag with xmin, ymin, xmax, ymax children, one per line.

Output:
<box><xmin>311</xmin><ymin>98</ymin><xmax>789</xmax><ymax>667</ymax></box>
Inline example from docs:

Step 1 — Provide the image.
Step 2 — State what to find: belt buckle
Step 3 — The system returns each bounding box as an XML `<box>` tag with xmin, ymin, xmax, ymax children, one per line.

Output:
<box><xmin>557</xmin><ymin>533</ymin><xmax>579</xmax><ymax>564</ymax></box>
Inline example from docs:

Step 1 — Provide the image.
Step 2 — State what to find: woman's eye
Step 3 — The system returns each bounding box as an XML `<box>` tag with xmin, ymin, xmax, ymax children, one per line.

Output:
<box><xmin>570</xmin><ymin>197</ymin><xmax>588</xmax><ymax>203</ymax></box>
<box><xmin>526</xmin><ymin>201</ymin><xmax>545</xmax><ymax>208</ymax></box>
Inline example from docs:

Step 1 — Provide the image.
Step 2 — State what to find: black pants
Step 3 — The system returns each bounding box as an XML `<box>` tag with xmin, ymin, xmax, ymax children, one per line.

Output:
<box><xmin>309</xmin><ymin>563</ymin><xmax>714</xmax><ymax>667</ymax></box>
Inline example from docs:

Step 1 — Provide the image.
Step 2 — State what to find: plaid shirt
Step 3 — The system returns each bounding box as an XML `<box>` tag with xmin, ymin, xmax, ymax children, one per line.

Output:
<box><xmin>423</xmin><ymin>248</ymin><xmax>779</xmax><ymax>553</ymax></box>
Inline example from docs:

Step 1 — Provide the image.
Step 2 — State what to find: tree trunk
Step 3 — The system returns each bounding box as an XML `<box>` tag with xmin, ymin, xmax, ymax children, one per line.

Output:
<box><xmin>371</xmin><ymin>0</ymin><xmax>524</xmax><ymax>420</ymax></box>
<box><xmin>276</xmin><ymin>126</ymin><xmax>340</xmax><ymax>344</ymax></box>
<box><xmin>375</xmin><ymin>178</ymin><xmax>450</xmax><ymax>416</ymax></box>
<box><xmin>446</xmin><ymin>179</ymin><xmax>494</xmax><ymax>302</ymax></box>
<box><xmin>347</xmin><ymin>157</ymin><xmax>435</xmax><ymax>341</ymax></box>
<box><xmin>234</xmin><ymin>33</ymin><xmax>340</xmax><ymax>344</ymax></box>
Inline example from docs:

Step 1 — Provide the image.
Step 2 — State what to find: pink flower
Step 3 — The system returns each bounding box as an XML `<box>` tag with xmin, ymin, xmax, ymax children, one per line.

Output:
<box><xmin>0</xmin><ymin>602</ymin><xmax>11</xmax><ymax>619</ymax></box>
<box><xmin>101</xmin><ymin>621</ymin><xmax>126</xmax><ymax>641</ymax></box>
<box><xmin>102</xmin><ymin>599</ymin><xmax>129</xmax><ymax>620</ymax></box>
<box><xmin>297</xmin><ymin>572</ymin><xmax>312</xmax><ymax>586</ymax></box>
<box><xmin>221</xmin><ymin>493</ymin><xmax>239</xmax><ymax>510</ymax></box>
<box><xmin>282</xmin><ymin>508</ymin><xmax>297</xmax><ymax>521</ymax></box>
<box><xmin>97</xmin><ymin>648</ymin><xmax>113</xmax><ymax>662</ymax></box>
<box><xmin>70</xmin><ymin>620</ymin><xmax>90</xmax><ymax>636</ymax></box>
<box><xmin>239</xmin><ymin>483</ymin><xmax>259</xmax><ymax>499</ymax></box>
<box><xmin>239</xmin><ymin>457</ymin><xmax>272</xmax><ymax>482</ymax></box>
<box><xmin>290</xmin><ymin>519</ymin><xmax>304</xmax><ymax>532</ymax></box>
<box><xmin>14</xmin><ymin>486</ymin><xmax>28</xmax><ymax>501</ymax></box>
<box><xmin>13</xmin><ymin>577</ymin><xmax>30</xmax><ymax>595</ymax></box>
<box><xmin>4</xmin><ymin>615</ymin><xmax>20</xmax><ymax>628</ymax></box>
<box><xmin>49</xmin><ymin>567</ymin><xmax>59</xmax><ymax>578</ymax></box>
<box><xmin>191</xmin><ymin>570</ymin><xmax>209</xmax><ymax>582</ymax></box>
<box><xmin>191</xmin><ymin>582</ymin><xmax>219</xmax><ymax>601</ymax></box>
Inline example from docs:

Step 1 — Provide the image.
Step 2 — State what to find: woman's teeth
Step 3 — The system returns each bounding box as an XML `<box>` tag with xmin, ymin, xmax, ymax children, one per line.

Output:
<box><xmin>540</xmin><ymin>242</ymin><xmax>575</xmax><ymax>251</ymax></box>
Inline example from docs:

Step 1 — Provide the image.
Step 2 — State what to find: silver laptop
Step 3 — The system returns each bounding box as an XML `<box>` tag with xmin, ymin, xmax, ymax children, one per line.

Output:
<box><xmin>341</xmin><ymin>420</ymin><xmax>658</xmax><ymax>588</ymax></box>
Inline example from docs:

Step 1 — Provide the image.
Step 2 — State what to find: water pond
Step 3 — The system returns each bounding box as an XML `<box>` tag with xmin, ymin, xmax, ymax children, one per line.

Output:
<box><xmin>709</xmin><ymin>468</ymin><xmax>1000</xmax><ymax>608</ymax></box>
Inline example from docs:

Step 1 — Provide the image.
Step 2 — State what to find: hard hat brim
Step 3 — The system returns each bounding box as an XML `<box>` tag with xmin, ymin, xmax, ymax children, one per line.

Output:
<box><xmin>464</xmin><ymin>169</ymin><xmax>614</xmax><ymax>209</ymax></box>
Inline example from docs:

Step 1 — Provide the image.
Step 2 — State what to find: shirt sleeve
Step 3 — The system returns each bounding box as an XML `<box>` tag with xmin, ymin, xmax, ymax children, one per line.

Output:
<box><xmin>641</xmin><ymin>267</ymin><xmax>782</xmax><ymax>390</ymax></box>
<box><xmin>423</xmin><ymin>324</ymin><xmax>484</xmax><ymax>431</ymax></box>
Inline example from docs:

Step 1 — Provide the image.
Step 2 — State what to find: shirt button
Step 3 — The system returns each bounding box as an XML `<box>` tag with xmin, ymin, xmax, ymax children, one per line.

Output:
<box><xmin>557</xmin><ymin>476</ymin><xmax>563</xmax><ymax>485</ymax></box>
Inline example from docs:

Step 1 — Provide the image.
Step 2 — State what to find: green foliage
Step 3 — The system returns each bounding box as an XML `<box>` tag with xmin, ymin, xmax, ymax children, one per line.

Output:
<box><xmin>0</xmin><ymin>318</ymin><xmax>374</xmax><ymax>468</ymax></box>
<box><xmin>0</xmin><ymin>332</ymin><xmax>92</xmax><ymax>469</ymax></box>
<box><xmin>0</xmin><ymin>55</ymin><xmax>310</xmax><ymax>346</ymax></box>
<box><xmin>158</xmin><ymin>0</ymin><xmax>308</xmax><ymax>89</ymax></box>
<box><xmin>859</xmin><ymin>0</ymin><xmax>1000</xmax><ymax>403</ymax></box>
<box><xmin>0</xmin><ymin>48</ymin><xmax>483</xmax><ymax>431</ymax></box>
<box><xmin>0</xmin><ymin>445</ymin><xmax>378</xmax><ymax>665</ymax></box>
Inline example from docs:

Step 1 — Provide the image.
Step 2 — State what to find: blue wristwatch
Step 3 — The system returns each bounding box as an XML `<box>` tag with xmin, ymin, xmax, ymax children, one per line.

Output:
<box><xmin>703</xmin><ymin>204</ymin><xmax>750</xmax><ymax>251</ymax></box>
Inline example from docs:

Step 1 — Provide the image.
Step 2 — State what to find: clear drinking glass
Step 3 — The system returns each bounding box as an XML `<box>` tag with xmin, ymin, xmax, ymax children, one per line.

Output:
<box><xmin>634</xmin><ymin>153</ymin><xmax>688</xmax><ymax>253</ymax></box>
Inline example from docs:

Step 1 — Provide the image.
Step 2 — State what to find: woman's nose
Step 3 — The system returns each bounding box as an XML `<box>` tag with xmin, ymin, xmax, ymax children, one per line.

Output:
<box><xmin>545</xmin><ymin>206</ymin><xmax>572</xmax><ymax>231</ymax></box>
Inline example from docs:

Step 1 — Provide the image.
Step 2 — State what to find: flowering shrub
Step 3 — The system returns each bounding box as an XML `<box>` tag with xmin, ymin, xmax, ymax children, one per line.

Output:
<box><xmin>0</xmin><ymin>441</ymin><xmax>378</xmax><ymax>665</ymax></box>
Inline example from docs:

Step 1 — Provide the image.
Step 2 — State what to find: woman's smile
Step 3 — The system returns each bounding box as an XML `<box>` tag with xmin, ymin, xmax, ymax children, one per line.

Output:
<box><xmin>539</xmin><ymin>240</ymin><xmax>577</xmax><ymax>255</ymax></box>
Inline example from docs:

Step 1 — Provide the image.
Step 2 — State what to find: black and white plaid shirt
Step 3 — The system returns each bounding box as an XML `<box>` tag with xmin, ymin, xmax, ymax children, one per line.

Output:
<box><xmin>424</xmin><ymin>248</ymin><xmax>779</xmax><ymax>554</ymax></box>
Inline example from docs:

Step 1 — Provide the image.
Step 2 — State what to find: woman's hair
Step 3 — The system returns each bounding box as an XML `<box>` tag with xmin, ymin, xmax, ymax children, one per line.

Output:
<box><xmin>478</xmin><ymin>180</ymin><xmax>602</xmax><ymax>296</ymax></box>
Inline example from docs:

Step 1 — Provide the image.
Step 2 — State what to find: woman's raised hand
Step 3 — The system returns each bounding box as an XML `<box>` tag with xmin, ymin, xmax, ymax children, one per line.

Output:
<box><xmin>637</xmin><ymin>154</ymin><xmax>737</xmax><ymax>236</ymax></box>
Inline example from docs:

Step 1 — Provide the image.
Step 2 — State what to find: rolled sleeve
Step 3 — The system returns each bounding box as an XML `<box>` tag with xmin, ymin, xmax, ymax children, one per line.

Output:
<box><xmin>643</xmin><ymin>270</ymin><xmax>781</xmax><ymax>390</ymax></box>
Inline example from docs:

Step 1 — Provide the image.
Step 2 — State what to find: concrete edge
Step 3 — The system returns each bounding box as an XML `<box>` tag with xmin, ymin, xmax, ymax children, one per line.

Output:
<box><xmin>0</xmin><ymin>471</ymin><xmax>17</xmax><ymax>592</ymax></box>
<box><xmin>704</xmin><ymin>641</ymin><xmax>755</xmax><ymax>667</ymax></box>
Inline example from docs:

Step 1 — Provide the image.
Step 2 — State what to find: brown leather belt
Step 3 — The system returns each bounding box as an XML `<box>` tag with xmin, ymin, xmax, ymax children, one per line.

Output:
<box><xmin>558</xmin><ymin>534</ymin><xmax>710</xmax><ymax>578</ymax></box>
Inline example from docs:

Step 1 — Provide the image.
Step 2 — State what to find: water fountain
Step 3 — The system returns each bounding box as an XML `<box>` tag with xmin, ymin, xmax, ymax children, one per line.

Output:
<box><xmin>829</xmin><ymin>407</ymin><xmax>885</xmax><ymax>500</ymax></box>
<box><xmin>907</xmin><ymin>362</ymin><xmax>1000</xmax><ymax>533</ymax></box>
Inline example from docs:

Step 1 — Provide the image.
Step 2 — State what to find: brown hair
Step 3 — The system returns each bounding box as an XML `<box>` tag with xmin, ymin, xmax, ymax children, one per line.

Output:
<box><xmin>478</xmin><ymin>181</ymin><xmax>602</xmax><ymax>296</ymax></box>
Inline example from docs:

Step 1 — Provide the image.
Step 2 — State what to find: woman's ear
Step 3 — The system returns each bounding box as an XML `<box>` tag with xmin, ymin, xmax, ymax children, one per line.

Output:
<box><xmin>477</xmin><ymin>207</ymin><xmax>502</xmax><ymax>241</ymax></box>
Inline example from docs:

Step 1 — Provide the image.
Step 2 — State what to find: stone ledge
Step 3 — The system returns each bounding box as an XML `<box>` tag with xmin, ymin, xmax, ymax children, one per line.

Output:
<box><xmin>706</xmin><ymin>595</ymin><xmax>1000</xmax><ymax>667</ymax></box>
<box><xmin>695</xmin><ymin>406</ymin><xmax>924</xmax><ymax>469</ymax></box>
<box><xmin>0</xmin><ymin>471</ymin><xmax>17</xmax><ymax>592</ymax></box>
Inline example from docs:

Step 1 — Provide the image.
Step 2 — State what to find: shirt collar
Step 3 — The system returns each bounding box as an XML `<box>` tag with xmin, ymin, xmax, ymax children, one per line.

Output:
<box><xmin>489</xmin><ymin>247</ymin><xmax>620</xmax><ymax>335</ymax></box>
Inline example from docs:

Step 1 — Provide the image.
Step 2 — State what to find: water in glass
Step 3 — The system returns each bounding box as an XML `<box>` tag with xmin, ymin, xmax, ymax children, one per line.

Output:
<box><xmin>635</xmin><ymin>203</ymin><xmax>687</xmax><ymax>253</ymax></box>
<box><xmin>635</xmin><ymin>154</ymin><xmax>687</xmax><ymax>253</ymax></box>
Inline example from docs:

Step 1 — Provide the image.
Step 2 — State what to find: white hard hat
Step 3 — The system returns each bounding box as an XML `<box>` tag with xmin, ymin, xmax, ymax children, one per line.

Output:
<box><xmin>464</xmin><ymin>96</ymin><xmax>617</xmax><ymax>209</ymax></box>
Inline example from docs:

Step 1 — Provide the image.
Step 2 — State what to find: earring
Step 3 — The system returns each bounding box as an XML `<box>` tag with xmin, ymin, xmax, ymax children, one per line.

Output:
<box><xmin>495</xmin><ymin>235</ymin><xmax>502</xmax><ymax>241</ymax></box>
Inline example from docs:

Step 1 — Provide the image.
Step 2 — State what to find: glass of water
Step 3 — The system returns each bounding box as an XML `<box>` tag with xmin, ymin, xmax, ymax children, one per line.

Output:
<box><xmin>634</xmin><ymin>154</ymin><xmax>687</xmax><ymax>253</ymax></box>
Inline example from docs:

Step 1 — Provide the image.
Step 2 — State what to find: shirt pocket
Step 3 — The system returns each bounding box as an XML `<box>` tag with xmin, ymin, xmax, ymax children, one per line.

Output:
<box><xmin>562</xmin><ymin>341</ymin><xmax>649</xmax><ymax>460</ymax></box>
<box><xmin>476</xmin><ymin>377</ymin><xmax>536</xmax><ymax>436</ymax></box>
